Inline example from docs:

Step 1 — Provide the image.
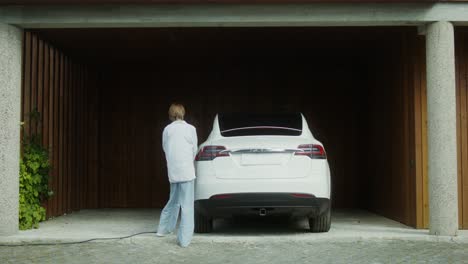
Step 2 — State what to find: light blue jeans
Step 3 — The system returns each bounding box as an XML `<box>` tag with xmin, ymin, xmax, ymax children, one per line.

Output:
<box><xmin>157</xmin><ymin>180</ymin><xmax>194</xmax><ymax>247</ymax></box>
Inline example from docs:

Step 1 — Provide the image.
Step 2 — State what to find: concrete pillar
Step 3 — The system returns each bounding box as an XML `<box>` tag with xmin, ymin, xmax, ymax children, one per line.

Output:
<box><xmin>0</xmin><ymin>23</ymin><xmax>22</xmax><ymax>236</ymax></box>
<box><xmin>426</xmin><ymin>21</ymin><xmax>458</xmax><ymax>236</ymax></box>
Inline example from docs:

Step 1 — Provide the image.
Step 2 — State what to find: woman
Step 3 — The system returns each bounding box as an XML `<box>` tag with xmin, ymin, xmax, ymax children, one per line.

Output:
<box><xmin>157</xmin><ymin>103</ymin><xmax>198</xmax><ymax>248</ymax></box>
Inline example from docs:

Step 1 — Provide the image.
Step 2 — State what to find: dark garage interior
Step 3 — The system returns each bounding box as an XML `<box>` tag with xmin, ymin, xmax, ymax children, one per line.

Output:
<box><xmin>21</xmin><ymin>27</ymin><xmax>428</xmax><ymax>228</ymax></box>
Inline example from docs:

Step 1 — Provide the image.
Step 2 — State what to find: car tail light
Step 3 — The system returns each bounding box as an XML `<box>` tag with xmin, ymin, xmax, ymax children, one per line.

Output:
<box><xmin>295</xmin><ymin>144</ymin><xmax>327</xmax><ymax>159</ymax></box>
<box><xmin>195</xmin><ymin>146</ymin><xmax>229</xmax><ymax>161</ymax></box>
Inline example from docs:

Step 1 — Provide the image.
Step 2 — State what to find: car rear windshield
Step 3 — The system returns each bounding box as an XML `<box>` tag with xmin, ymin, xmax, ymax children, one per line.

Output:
<box><xmin>218</xmin><ymin>113</ymin><xmax>303</xmax><ymax>137</ymax></box>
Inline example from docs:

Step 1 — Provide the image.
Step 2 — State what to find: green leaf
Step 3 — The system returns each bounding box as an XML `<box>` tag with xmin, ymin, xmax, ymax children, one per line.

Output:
<box><xmin>18</xmin><ymin>128</ymin><xmax>52</xmax><ymax>230</ymax></box>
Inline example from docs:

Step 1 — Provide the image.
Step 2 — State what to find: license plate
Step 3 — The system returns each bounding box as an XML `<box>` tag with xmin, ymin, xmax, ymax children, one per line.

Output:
<box><xmin>241</xmin><ymin>153</ymin><xmax>283</xmax><ymax>165</ymax></box>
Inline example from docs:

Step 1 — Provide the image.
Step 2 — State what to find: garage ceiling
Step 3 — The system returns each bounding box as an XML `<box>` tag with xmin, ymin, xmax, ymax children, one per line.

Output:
<box><xmin>33</xmin><ymin>27</ymin><xmax>402</xmax><ymax>64</ymax></box>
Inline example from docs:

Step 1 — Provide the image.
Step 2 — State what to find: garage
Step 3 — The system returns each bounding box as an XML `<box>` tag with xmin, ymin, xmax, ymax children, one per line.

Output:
<box><xmin>18</xmin><ymin>26</ymin><xmax>430</xmax><ymax>229</ymax></box>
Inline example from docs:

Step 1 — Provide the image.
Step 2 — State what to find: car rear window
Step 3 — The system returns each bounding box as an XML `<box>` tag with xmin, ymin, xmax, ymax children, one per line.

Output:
<box><xmin>218</xmin><ymin>113</ymin><xmax>303</xmax><ymax>137</ymax></box>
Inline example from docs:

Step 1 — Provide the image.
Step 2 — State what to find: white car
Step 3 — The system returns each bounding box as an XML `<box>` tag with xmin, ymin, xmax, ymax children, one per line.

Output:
<box><xmin>194</xmin><ymin>113</ymin><xmax>331</xmax><ymax>233</ymax></box>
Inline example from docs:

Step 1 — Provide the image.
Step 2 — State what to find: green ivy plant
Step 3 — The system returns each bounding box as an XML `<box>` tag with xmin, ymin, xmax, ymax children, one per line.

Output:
<box><xmin>19</xmin><ymin>109</ymin><xmax>53</xmax><ymax>230</ymax></box>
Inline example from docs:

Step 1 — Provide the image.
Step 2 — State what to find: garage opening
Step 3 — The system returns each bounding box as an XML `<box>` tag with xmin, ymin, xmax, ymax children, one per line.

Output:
<box><xmin>21</xmin><ymin>27</ymin><xmax>427</xmax><ymax>229</ymax></box>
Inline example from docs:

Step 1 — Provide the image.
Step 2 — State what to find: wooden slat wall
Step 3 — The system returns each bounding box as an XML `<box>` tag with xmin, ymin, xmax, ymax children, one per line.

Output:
<box><xmin>98</xmin><ymin>56</ymin><xmax>369</xmax><ymax>209</ymax></box>
<box><xmin>96</xmin><ymin>28</ymin><xmax>427</xmax><ymax>229</ymax></box>
<box><xmin>22</xmin><ymin>28</ymin><xmax>433</xmax><ymax>228</ymax></box>
<box><xmin>413</xmin><ymin>34</ymin><xmax>429</xmax><ymax>229</ymax></box>
<box><xmin>21</xmin><ymin>31</ymin><xmax>99</xmax><ymax>218</ymax></box>
<box><xmin>349</xmin><ymin>30</ymin><xmax>427</xmax><ymax>228</ymax></box>
<box><xmin>456</xmin><ymin>28</ymin><xmax>468</xmax><ymax>229</ymax></box>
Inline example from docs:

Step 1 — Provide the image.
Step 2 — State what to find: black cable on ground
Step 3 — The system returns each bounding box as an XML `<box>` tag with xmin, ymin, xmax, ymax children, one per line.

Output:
<box><xmin>0</xmin><ymin>231</ymin><xmax>157</xmax><ymax>247</ymax></box>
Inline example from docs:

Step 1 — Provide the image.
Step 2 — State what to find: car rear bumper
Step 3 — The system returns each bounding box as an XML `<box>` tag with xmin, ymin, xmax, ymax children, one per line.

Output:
<box><xmin>195</xmin><ymin>193</ymin><xmax>330</xmax><ymax>218</ymax></box>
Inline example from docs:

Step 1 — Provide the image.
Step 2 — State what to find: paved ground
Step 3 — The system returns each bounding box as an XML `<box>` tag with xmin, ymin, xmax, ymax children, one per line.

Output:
<box><xmin>3</xmin><ymin>208</ymin><xmax>464</xmax><ymax>243</ymax></box>
<box><xmin>1</xmin><ymin>209</ymin><xmax>468</xmax><ymax>263</ymax></box>
<box><xmin>2</xmin><ymin>238</ymin><xmax>468</xmax><ymax>264</ymax></box>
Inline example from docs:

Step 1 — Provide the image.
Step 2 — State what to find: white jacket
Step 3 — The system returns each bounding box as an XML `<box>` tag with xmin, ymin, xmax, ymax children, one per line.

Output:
<box><xmin>162</xmin><ymin>120</ymin><xmax>198</xmax><ymax>183</ymax></box>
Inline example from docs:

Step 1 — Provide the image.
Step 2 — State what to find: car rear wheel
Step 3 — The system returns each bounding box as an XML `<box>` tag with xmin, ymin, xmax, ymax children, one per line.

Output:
<box><xmin>195</xmin><ymin>210</ymin><xmax>213</xmax><ymax>233</ymax></box>
<box><xmin>308</xmin><ymin>206</ymin><xmax>331</xmax><ymax>233</ymax></box>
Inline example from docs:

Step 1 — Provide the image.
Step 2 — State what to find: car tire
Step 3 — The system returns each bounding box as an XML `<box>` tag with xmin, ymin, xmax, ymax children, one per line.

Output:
<box><xmin>195</xmin><ymin>210</ymin><xmax>213</xmax><ymax>233</ymax></box>
<box><xmin>308</xmin><ymin>206</ymin><xmax>331</xmax><ymax>233</ymax></box>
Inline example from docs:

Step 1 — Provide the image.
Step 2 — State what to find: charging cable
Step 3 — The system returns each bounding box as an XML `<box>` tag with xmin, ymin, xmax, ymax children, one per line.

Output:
<box><xmin>0</xmin><ymin>231</ymin><xmax>157</xmax><ymax>247</ymax></box>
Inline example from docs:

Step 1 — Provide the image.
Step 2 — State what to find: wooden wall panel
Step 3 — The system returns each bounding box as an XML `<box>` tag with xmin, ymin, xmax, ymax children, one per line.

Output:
<box><xmin>413</xmin><ymin>35</ymin><xmax>429</xmax><ymax>229</ymax></box>
<box><xmin>363</xmin><ymin>30</ymin><xmax>427</xmax><ymax>228</ymax></box>
<box><xmin>31</xmin><ymin>34</ymin><xmax>38</xmax><ymax>136</ymax></box>
<box><xmin>52</xmin><ymin>48</ymin><xmax>60</xmax><ymax>217</ymax></box>
<box><xmin>96</xmin><ymin>29</ymin><xmax>426</xmax><ymax>227</ymax></box>
<box><xmin>21</xmin><ymin>31</ymin><xmax>99</xmax><ymax>218</ymax></box>
<box><xmin>22</xmin><ymin>32</ymin><xmax>31</xmax><ymax>138</ymax></box>
<box><xmin>22</xmin><ymin>28</ymin><xmax>431</xmax><ymax>228</ymax></box>
<box><xmin>98</xmin><ymin>62</ymin><xmax>364</xmax><ymax>209</ymax></box>
<box><xmin>456</xmin><ymin>29</ymin><xmax>468</xmax><ymax>229</ymax></box>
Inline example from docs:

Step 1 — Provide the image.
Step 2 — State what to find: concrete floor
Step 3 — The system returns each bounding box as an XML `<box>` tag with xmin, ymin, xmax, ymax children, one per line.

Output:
<box><xmin>1</xmin><ymin>209</ymin><xmax>467</xmax><ymax>245</ymax></box>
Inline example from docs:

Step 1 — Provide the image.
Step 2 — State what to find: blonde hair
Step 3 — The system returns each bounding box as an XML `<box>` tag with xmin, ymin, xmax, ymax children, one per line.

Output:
<box><xmin>168</xmin><ymin>103</ymin><xmax>185</xmax><ymax>121</ymax></box>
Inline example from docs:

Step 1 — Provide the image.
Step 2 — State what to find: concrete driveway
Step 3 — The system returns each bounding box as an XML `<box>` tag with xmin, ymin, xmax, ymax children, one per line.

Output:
<box><xmin>1</xmin><ymin>208</ymin><xmax>466</xmax><ymax>244</ymax></box>
<box><xmin>1</xmin><ymin>209</ymin><xmax>468</xmax><ymax>263</ymax></box>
